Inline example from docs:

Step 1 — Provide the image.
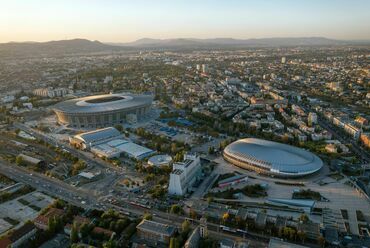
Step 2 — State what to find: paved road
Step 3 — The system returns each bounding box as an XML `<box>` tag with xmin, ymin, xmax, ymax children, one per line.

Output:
<box><xmin>0</xmin><ymin>159</ymin><xmax>268</xmax><ymax>246</ymax></box>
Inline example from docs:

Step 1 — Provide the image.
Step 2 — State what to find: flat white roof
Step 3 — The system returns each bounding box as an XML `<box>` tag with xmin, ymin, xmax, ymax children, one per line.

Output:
<box><xmin>106</xmin><ymin>139</ymin><xmax>128</xmax><ymax>147</ymax></box>
<box><xmin>116</xmin><ymin>142</ymin><xmax>154</xmax><ymax>159</ymax></box>
<box><xmin>79</xmin><ymin>172</ymin><xmax>95</xmax><ymax>179</ymax></box>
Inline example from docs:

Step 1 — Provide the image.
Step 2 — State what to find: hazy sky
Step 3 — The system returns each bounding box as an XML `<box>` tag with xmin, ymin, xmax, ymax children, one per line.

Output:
<box><xmin>1</xmin><ymin>0</ymin><xmax>369</xmax><ymax>43</ymax></box>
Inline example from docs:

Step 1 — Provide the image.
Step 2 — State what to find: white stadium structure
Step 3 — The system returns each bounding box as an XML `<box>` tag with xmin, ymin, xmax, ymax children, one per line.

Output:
<box><xmin>147</xmin><ymin>155</ymin><xmax>173</xmax><ymax>167</ymax></box>
<box><xmin>53</xmin><ymin>93</ymin><xmax>153</xmax><ymax>128</ymax></box>
<box><xmin>223</xmin><ymin>138</ymin><xmax>323</xmax><ymax>178</ymax></box>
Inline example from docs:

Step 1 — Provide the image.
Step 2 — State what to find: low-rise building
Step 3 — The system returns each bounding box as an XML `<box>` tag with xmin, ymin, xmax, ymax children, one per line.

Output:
<box><xmin>34</xmin><ymin>208</ymin><xmax>65</xmax><ymax>230</ymax></box>
<box><xmin>360</xmin><ymin>133</ymin><xmax>370</xmax><ymax>149</ymax></box>
<box><xmin>220</xmin><ymin>239</ymin><xmax>235</xmax><ymax>248</ymax></box>
<box><xmin>69</xmin><ymin>127</ymin><xmax>121</xmax><ymax>150</ymax></box>
<box><xmin>0</xmin><ymin>223</ymin><xmax>36</xmax><ymax>248</ymax></box>
<box><xmin>70</xmin><ymin>127</ymin><xmax>155</xmax><ymax>159</ymax></box>
<box><xmin>17</xmin><ymin>154</ymin><xmax>46</xmax><ymax>167</ymax></box>
<box><xmin>184</xmin><ymin>227</ymin><xmax>200</xmax><ymax>248</ymax></box>
<box><xmin>136</xmin><ymin>220</ymin><xmax>176</xmax><ymax>244</ymax></box>
<box><xmin>344</xmin><ymin>123</ymin><xmax>361</xmax><ymax>140</ymax></box>
<box><xmin>268</xmin><ymin>238</ymin><xmax>309</xmax><ymax>248</ymax></box>
<box><xmin>297</xmin><ymin>222</ymin><xmax>321</xmax><ymax>241</ymax></box>
<box><xmin>33</xmin><ymin>87</ymin><xmax>70</xmax><ymax>98</ymax></box>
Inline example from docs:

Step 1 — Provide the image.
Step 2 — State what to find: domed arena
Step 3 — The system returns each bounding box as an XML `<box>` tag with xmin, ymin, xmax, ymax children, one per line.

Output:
<box><xmin>223</xmin><ymin>138</ymin><xmax>323</xmax><ymax>178</ymax></box>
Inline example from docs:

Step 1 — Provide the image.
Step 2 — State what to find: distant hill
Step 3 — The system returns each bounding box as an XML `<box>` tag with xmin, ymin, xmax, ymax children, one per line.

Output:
<box><xmin>117</xmin><ymin>37</ymin><xmax>357</xmax><ymax>48</ymax></box>
<box><xmin>0</xmin><ymin>39</ymin><xmax>131</xmax><ymax>58</ymax></box>
<box><xmin>1</xmin><ymin>38</ymin><xmax>368</xmax><ymax>58</ymax></box>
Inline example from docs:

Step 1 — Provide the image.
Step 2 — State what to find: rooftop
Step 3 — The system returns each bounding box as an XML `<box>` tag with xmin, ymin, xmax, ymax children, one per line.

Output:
<box><xmin>224</xmin><ymin>138</ymin><xmax>323</xmax><ymax>175</ymax></box>
<box><xmin>75</xmin><ymin>127</ymin><xmax>121</xmax><ymax>144</ymax></box>
<box><xmin>53</xmin><ymin>93</ymin><xmax>153</xmax><ymax>113</ymax></box>
<box><xmin>269</xmin><ymin>238</ymin><xmax>309</xmax><ymax>248</ymax></box>
<box><xmin>136</xmin><ymin>220</ymin><xmax>176</xmax><ymax>237</ymax></box>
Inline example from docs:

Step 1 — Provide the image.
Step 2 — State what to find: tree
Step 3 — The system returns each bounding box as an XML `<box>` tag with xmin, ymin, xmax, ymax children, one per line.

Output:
<box><xmin>80</xmin><ymin>223</ymin><xmax>91</xmax><ymax>239</ymax></box>
<box><xmin>70</xmin><ymin>222</ymin><xmax>79</xmax><ymax>243</ymax></box>
<box><xmin>143</xmin><ymin>213</ymin><xmax>152</xmax><ymax>220</ymax></box>
<box><xmin>182</xmin><ymin>220</ymin><xmax>190</xmax><ymax>233</ymax></box>
<box><xmin>189</xmin><ymin>209</ymin><xmax>197</xmax><ymax>219</ymax></box>
<box><xmin>318</xmin><ymin>235</ymin><xmax>325</xmax><ymax>248</ymax></box>
<box><xmin>170</xmin><ymin>204</ymin><xmax>182</xmax><ymax>215</ymax></box>
<box><xmin>47</xmin><ymin>217</ymin><xmax>56</xmax><ymax>234</ymax></box>
<box><xmin>169</xmin><ymin>237</ymin><xmax>180</xmax><ymax>248</ymax></box>
<box><xmin>222</xmin><ymin>212</ymin><xmax>230</xmax><ymax>224</ymax></box>
<box><xmin>71</xmin><ymin>160</ymin><xmax>87</xmax><ymax>176</ymax></box>
<box><xmin>206</xmin><ymin>196</ymin><xmax>213</xmax><ymax>204</ymax></box>
<box><xmin>297</xmin><ymin>230</ymin><xmax>306</xmax><ymax>244</ymax></box>
<box><xmin>15</xmin><ymin>156</ymin><xmax>24</xmax><ymax>166</ymax></box>
<box><xmin>103</xmin><ymin>240</ymin><xmax>117</xmax><ymax>248</ymax></box>
<box><xmin>298</xmin><ymin>214</ymin><xmax>309</xmax><ymax>223</ymax></box>
<box><xmin>174</xmin><ymin>151</ymin><xmax>184</xmax><ymax>162</ymax></box>
<box><xmin>114</xmin><ymin>125</ymin><xmax>123</xmax><ymax>132</ymax></box>
<box><xmin>208</xmin><ymin>146</ymin><xmax>215</xmax><ymax>155</ymax></box>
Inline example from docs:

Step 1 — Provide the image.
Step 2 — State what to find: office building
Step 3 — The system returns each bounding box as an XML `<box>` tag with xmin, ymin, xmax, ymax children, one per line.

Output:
<box><xmin>168</xmin><ymin>153</ymin><xmax>201</xmax><ymax>196</ymax></box>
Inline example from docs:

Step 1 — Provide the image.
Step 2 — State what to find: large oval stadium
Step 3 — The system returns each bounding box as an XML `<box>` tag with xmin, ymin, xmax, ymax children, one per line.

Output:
<box><xmin>53</xmin><ymin>93</ymin><xmax>153</xmax><ymax>128</ymax></box>
<box><xmin>223</xmin><ymin>138</ymin><xmax>323</xmax><ymax>178</ymax></box>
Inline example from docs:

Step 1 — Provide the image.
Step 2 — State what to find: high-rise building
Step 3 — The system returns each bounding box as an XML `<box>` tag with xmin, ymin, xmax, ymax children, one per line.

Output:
<box><xmin>281</xmin><ymin>57</ymin><xmax>286</xmax><ymax>64</ymax></box>
<box><xmin>199</xmin><ymin>217</ymin><xmax>208</xmax><ymax>238</ymax></box>
<box><xmin>308</xmin><ymin>112</ymin><xmax>318</xmax><ymax>126</ymax></box>
<box><xmin>201</xmin><ymin>64</ymin><xmax>208</xmax><ymax>73</ymax></box>
<box><xmin>168</xmin><ymin>153</ymin><xmax>201</xmax><ymax>195</ymax></box>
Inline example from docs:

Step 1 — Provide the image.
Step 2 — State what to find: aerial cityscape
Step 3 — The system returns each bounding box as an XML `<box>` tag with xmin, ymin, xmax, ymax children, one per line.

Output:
<box><xmin>0</xmin><ymin>1</ymin><xmax>369</xmax><ymax>248</ymax></box>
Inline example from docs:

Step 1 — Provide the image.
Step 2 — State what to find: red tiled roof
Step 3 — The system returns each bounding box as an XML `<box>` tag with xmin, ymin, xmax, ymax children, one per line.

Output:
<box><xmin>73</xmin><ymin>216</ymin><xmax>90</xmax><ymax>225</ymax></box>
<box><xmin>34</xmin><ymin>215</ymin><xmax>49</xmax><ymax>226</ymax></box>
<box><xmin>93</xmin><ymin>227</ymin><xmax>114</xmax><ymax>237</ymax></box>
<box><xmin>0</xmin><ymin>237</ymin><xmax>11</xmax><ymax>248</ymax></box>
<box><xmin>44</xmin><ymin>208</ymin><xmax>64</xmax><ymax>218</ymax></box>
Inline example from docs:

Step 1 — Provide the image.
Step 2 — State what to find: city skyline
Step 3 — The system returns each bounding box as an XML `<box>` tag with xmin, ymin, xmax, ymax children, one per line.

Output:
<box><xmin>1</xmin><ymin>0</ymin><xmax>370</xmax><ymax>43</ymax></box>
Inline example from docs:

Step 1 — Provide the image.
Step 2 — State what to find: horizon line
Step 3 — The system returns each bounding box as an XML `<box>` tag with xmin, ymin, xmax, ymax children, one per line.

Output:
<box><xmin>3</xmin><ymin>36</ymin><xmax>370</xmax><ymax>44</ymax></box>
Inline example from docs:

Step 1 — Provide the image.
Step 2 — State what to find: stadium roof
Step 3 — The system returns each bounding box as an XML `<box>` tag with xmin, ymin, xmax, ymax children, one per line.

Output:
<box><xmin>53</xmin><ymin>93</ymin><xmax>153</xmax><ymax>113</ymax></box>
<box><xmin>224</xmin><ymin>138</ymin><xmax>323</xmax><ymax>175</ymax></box>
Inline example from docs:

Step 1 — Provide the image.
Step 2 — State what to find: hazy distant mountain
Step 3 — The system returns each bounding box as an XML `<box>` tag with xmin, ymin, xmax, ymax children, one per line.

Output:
<box><xmin>118</xmin><ymin>37</ymin><xmax>352</xmax><ymax>48</ymax></box>
<box><xmin>0</xmin><ymin>39</ymin><xmax>130</xmax><ymax>58</ymax></box>
<box><xmin>1</xmin><ymin>38</ymin><xmax>368</xmax><ymax>58</ymax></box>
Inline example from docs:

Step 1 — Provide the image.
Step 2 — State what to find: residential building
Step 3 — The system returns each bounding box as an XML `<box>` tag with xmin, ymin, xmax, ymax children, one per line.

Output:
<box><xmin>33</xmin><ymin>87</ymin><xmax>70</xmax><ymax>98</ymax></box>
<box><xmin>308</xmin><ymin>112</ymin><xmax>317</xmax><ymax>126</ymax></box>
<box><xmin>0</xmin><ymin>223</ymin><xmax>36</xmax><ymax>248</ymax></box>
<box><xmin>220</xmin><ymin>239</ymin><xmax>235</xmax><ymax>248</ymax></box>
<box><xmin>268</xmin><ymin>238</ymin><xmax>309</xmax><ymax>248</ymax></box>
<box><xmin>360</xmin><ymin>133</ymin><xmax>370</xmax><ymax>149</ymax></box>
<box><xmin>184</xmin><ymin>227</ymin><xmax>200</xmax><ymax>248</ymax></box>
<box><xmin>344</xmin><ymin>123</ymin><xmax>361</xmax><ymax>140</ymax></box>
<box><xmin>136</xmin><ymin>220</ymin><xmax>176</xmax><ymax>244</ymax></box>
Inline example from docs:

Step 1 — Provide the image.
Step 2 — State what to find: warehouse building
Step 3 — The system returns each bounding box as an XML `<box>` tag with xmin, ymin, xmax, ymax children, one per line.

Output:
<box><xmin>70</xmin><ymin>127</ymin><xmax>155</xmax><ymax>160</ymax></box>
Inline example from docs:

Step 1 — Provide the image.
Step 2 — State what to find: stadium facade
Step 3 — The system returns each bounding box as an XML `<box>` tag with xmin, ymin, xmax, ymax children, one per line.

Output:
<box><xmin>53</xmin><ymin>93</ymin><xmax>153</xmax><ymax>128</ymax></box>
<box><xmin>223</xmin><ymin>138</ymin><xmax>323</xmax><ymax>178</ymax></box>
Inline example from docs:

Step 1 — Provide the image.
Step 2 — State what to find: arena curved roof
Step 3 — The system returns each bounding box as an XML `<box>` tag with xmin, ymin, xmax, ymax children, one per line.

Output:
<box><xmin>53</xmin><ymin>93</ymin><xmax>153</xmax><ymax>113</ymax></box>
<box><xmin>223</xmin><ymin>138</ymin><xmax>323</xmax><ymax>177</ymax></box>
<box><xmin>148</xmin><ymin>155</ymin><xmax>173</xmax><ymax>167</ymax></box>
